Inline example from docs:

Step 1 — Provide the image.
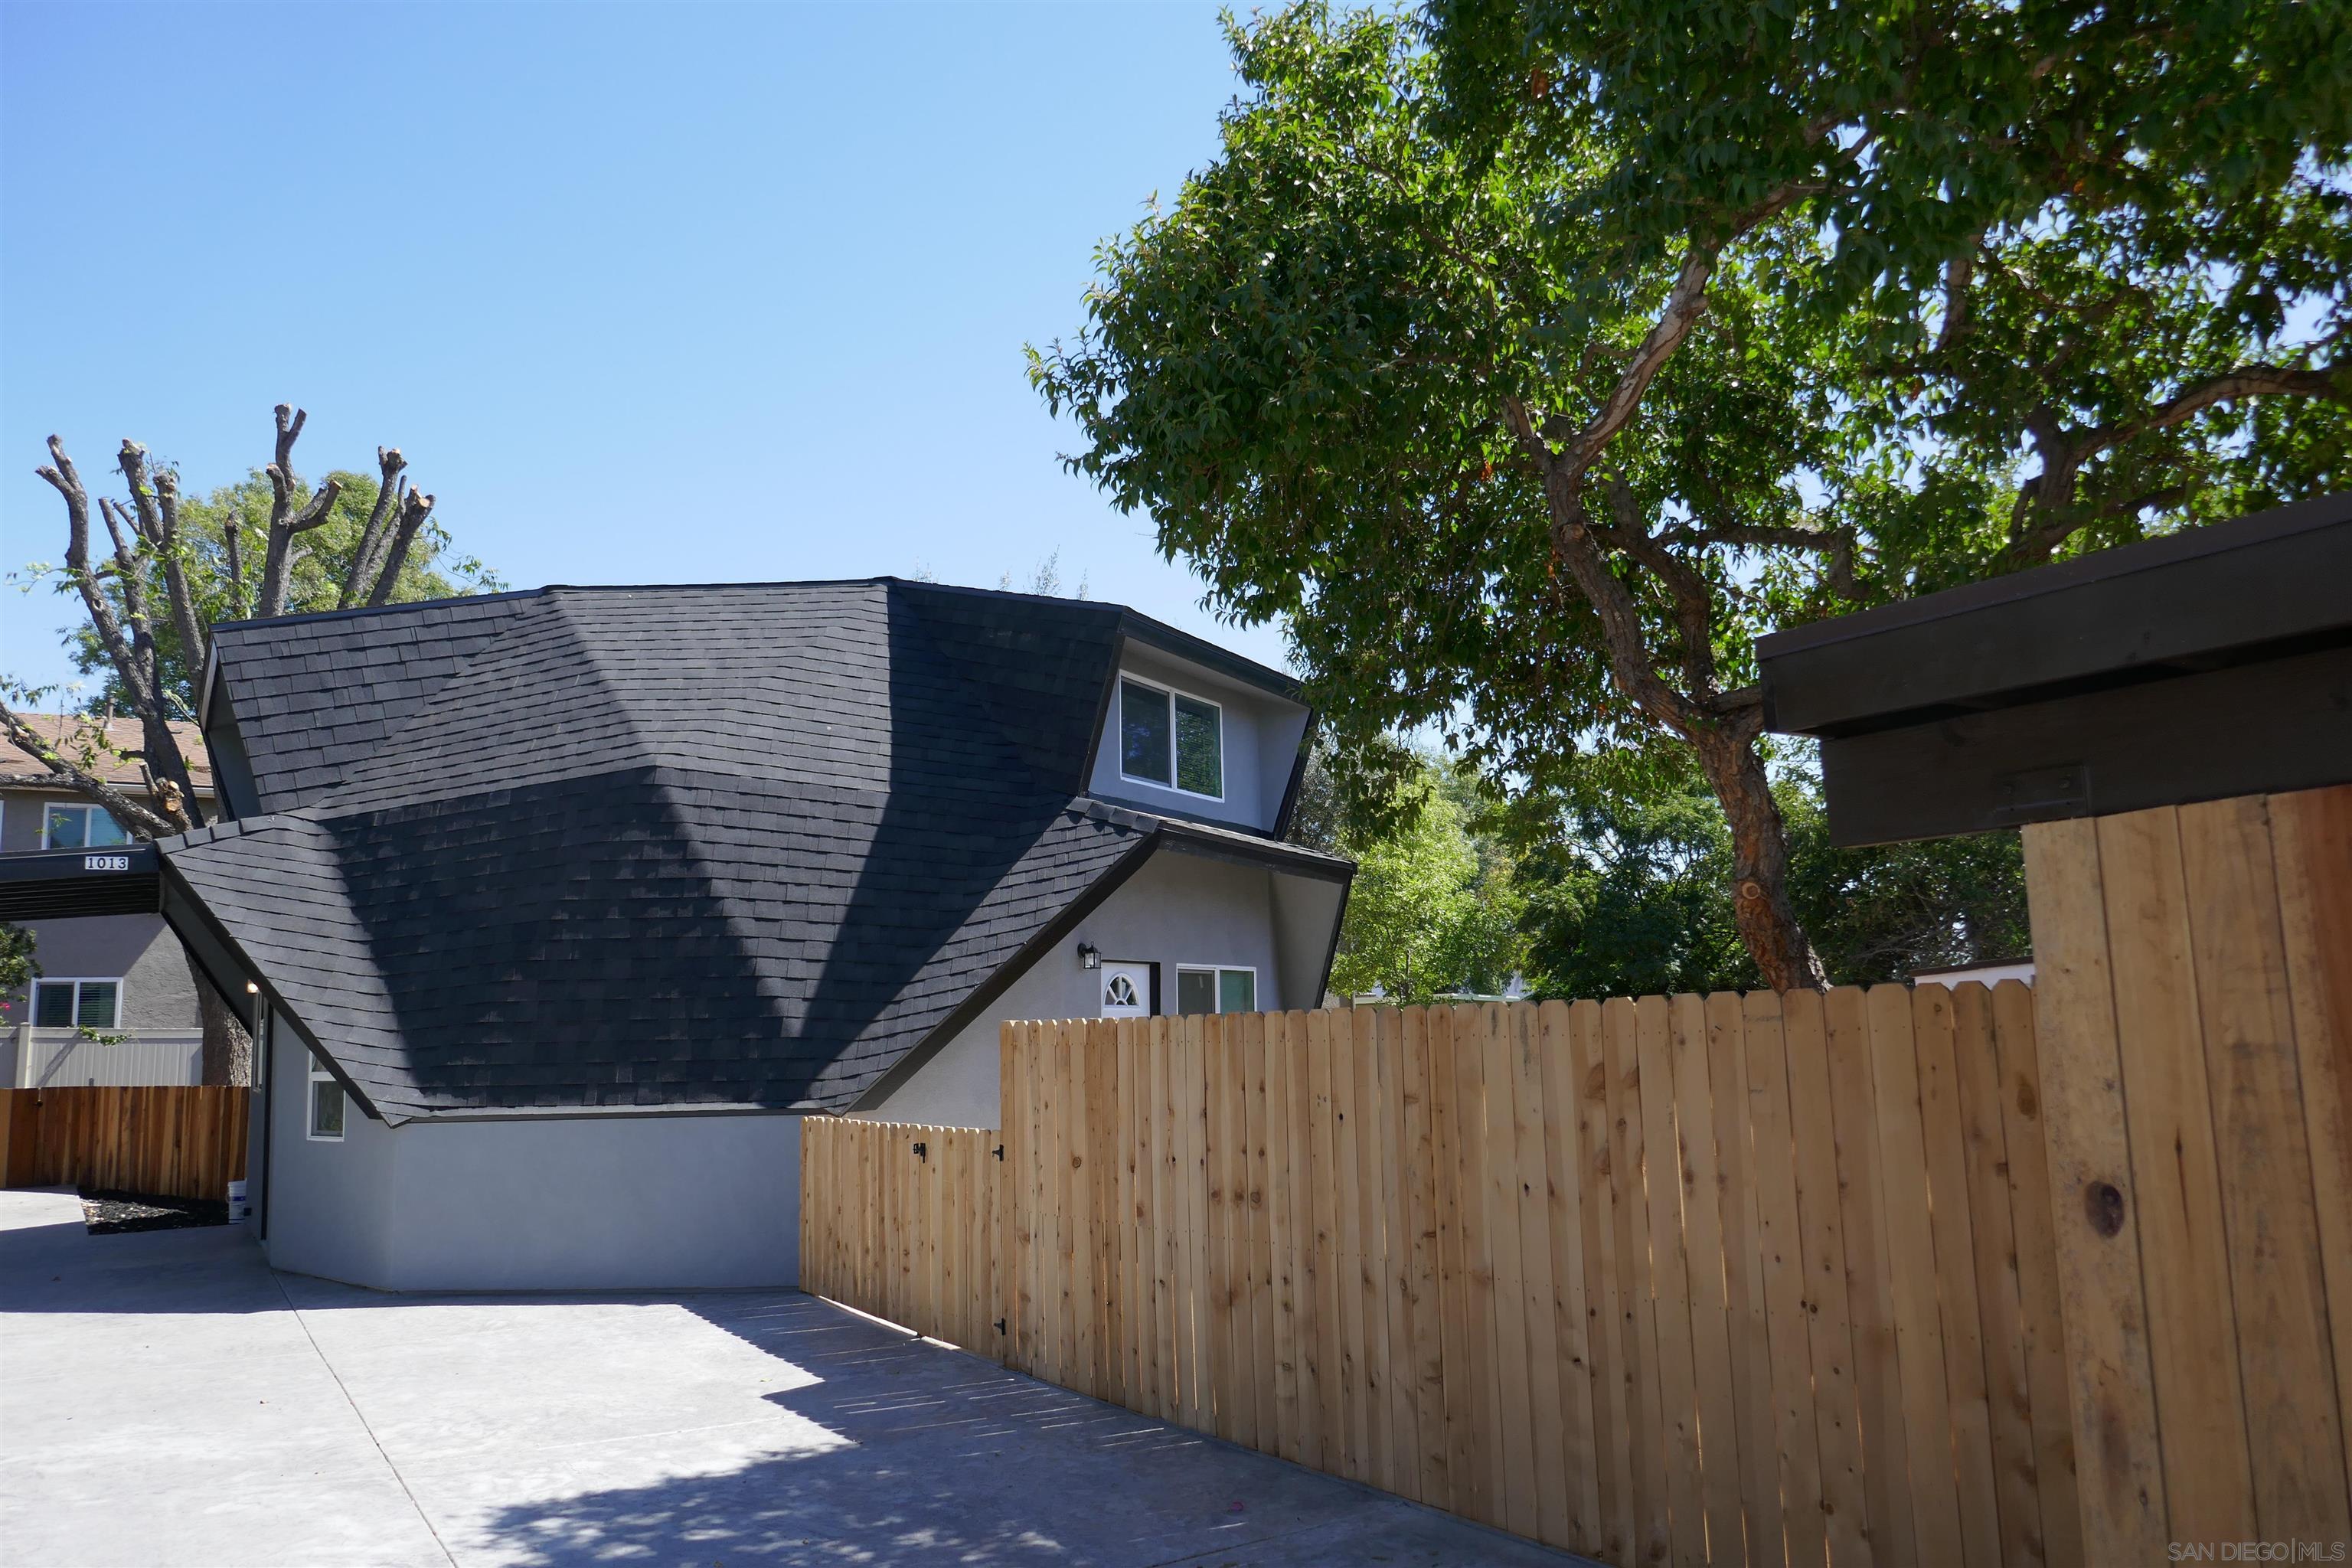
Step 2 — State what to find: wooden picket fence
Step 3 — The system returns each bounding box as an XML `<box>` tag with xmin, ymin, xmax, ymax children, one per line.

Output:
<box><xmin>801</xmin><ymin>1121</ymin><xmax>1000</xmax><ymax>1351</ymax></box>
<box><xmin>802</xmin><ymin>982</ymin><xmax>2079</xmax><ymax>1567</ymax></box>
<box><xmin>0</xmin><ymin>1086</ymin><xmax>249</xmax><ymax>1202</ymax></box>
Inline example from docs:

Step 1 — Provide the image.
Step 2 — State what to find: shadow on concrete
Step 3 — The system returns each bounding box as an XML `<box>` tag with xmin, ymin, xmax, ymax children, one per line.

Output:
<box><xmin>3</xmin><ymin>1192</ymin><xmax>1585</xmax><ymax>1568</ymax></box>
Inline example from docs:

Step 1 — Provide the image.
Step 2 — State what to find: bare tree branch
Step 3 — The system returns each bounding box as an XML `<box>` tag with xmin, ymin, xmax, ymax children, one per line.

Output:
<box><xmin>120</xmin><ymin>443</ymin><xmax>211</xmax><ymax>678</ymax></box>
<box><xmin>363</xmin><ymin>485</ymin><xmax>436</xmax><ymax>608</ymax></box>
<box><xmin>254</xmin><ymin>403</ymin><xmax>344</xmax><ymax>619</ymax></box>
<box><xmin>340</xmin><ymin>446</ymin><xmax>408</xmax><ymax>609</ymax></box>
<box><xmin>223</xmin><ymin>505</ymin><xmax>249</xmax><ymax>620</ymax></box>
<box><xmin>0</xmin><ymin>700</ymin><xmax>177</xmax><ymax>838</ymax></box>
<box><xmin>37</xmin><ymin>438</ymin><xmax>160</xmax><ymax>719</ymax></box>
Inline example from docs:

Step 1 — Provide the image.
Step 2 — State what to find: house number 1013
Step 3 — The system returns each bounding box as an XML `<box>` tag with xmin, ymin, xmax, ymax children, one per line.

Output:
<box><xmin>83</xmin><ymin>854</ymin><xmax>132</xmax><ymax>871</ymax></box>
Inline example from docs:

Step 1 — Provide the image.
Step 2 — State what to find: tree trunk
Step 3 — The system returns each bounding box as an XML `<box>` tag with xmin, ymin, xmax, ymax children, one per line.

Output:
<box><xmin>1690</xmin><ymin>730</ymin><xmax>1828</xmax><ymax>992</ymax></box>
<box><xmin>188</xmin><ymin>949</ymin><xmax>252</xmax><ymax>1086</ymax></box>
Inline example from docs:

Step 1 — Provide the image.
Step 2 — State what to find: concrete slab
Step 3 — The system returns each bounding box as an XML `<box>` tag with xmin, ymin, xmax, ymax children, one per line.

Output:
<box><xmin>1</xmin><ymin>1188</ymin><xmax>1590</xmax><ymax>1566</ymax></box>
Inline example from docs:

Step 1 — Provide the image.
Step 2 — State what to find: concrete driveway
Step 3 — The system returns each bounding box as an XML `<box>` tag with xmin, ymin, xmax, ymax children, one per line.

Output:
<box><xmin>0</xmin><ymin>1188</ymin><xmax>1585</xmax><ymax>1566</ymax></box>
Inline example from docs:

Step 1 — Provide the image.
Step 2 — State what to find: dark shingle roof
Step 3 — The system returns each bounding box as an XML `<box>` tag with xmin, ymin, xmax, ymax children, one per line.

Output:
<box><xmin>172</xmin><ymin>580</ymin><xmax>1337</xmax><ymax>1120</ymax></box>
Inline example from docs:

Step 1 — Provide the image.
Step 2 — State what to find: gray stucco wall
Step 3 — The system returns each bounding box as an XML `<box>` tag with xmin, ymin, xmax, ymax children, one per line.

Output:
<box><xmin>0</xmin><ymin>914</ymin><xmax>201</xmax><ymax>1031</ymax></box>
<box><xmin>260</xmin><ymin>1021</ymin><xmax>801</xmax><ymax>1292</ymax></box>
<box><xmin>865</xmin><ymin>844</ymin><xmax>1298</xmax><ymax>1128</ymax></box>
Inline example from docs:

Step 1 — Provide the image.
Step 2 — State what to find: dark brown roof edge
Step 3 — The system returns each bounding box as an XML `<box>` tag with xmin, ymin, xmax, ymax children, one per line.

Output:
<box><xmin>1758</xmin><ymin>490</ymin><xmax>2351</xmax><ymax>660</ymax></box>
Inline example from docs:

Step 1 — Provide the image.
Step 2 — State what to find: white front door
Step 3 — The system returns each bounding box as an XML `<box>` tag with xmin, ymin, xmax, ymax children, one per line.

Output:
<box><xmin>1099</xmin><ymin>962</ymin><xmax>1152</xmax><ymax>1018</ymax></box>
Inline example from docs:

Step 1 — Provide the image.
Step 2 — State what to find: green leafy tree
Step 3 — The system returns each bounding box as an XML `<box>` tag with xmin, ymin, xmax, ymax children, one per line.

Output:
<box><xmin>1514</xmin><ymin>756</ymin><xmax>2028</xmax><ymax>997</ymax></box>
<box><xmin>0</xmin><ymin>922</ymin><xmax>38</xmax><ymax>1026</ymax></box>
<box><xmin>1033</xmin><ymin>2</ymin><xmax>2348</xmax><ymax>990</ymax></box>
<box><xmin>1324</xmin><ymin>755</ymin><xmax>1527</xmax><ymax>1002</ymax></box>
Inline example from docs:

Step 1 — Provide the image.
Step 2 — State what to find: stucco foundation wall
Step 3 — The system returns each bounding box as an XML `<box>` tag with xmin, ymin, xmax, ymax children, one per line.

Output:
<box><xmin>261</xmin><ymin>1030</ymin><xmax>801</xmax><ymax>1292</ymax></box>
<box><xmin>864</xmin><ymin>844</ymin><xmax>1288</xmax><ymax>1128</ymax></box>
<box><xmin>262</xmin><ymin>1024</ymin><xmax>399</xmax><ymax>1288</ymax></box>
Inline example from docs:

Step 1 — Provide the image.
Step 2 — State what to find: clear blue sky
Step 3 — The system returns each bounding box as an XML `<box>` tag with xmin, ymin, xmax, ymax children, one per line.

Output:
<box><xmin>1</xmin><ymin>2</ymin><xmax>1277</xmax><ymax>700</ymax></box>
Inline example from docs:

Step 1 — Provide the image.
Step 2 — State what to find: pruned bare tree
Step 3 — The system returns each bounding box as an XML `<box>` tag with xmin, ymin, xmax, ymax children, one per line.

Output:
<box><xmin>6</xmin><ymin>405</ymin><xmax>439</xmax><ymax>1084</ymax></box>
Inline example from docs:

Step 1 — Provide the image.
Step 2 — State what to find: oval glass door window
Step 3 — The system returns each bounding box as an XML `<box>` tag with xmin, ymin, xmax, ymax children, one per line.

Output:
<box><xmin>1101</xmin><ymin>962</ymin><xmax>1152</xmax><ymax>1018</ymax></box>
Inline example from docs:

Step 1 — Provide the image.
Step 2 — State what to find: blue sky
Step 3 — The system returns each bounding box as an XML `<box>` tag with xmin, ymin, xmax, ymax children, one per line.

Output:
<box><xmin>1</xmin><ymin>2</ymin><xmax>1276</xmax><ymax>699</ymax></box>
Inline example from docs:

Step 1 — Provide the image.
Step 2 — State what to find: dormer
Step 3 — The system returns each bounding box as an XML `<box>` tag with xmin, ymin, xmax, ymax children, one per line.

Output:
<box><xmin>1086</xmin><ymin>630</ymin><xmax>1312</xmax><ymax>837</ymax></box>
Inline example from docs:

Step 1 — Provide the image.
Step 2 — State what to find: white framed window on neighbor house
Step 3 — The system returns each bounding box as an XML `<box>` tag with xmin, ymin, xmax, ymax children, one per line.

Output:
<box><xmin>307</xmin><ymin>1057</ymin><xmax>346</xmax><ymax>1142</ymax></box>
<box><xmin>1174</xmin><ymin>965</ymin><xmax>1256</xmax><ymax>1017</ymax></box>
<box><xmin>1119</xmin><ymin>676</ymin><xmax>1224</xmax><ymax>800</ymax></box>
<box><xmin>31</xmin><ymin>978</ymin><xmax>121</xmax><ymax>1030</ymax></box>
<box><xmin>40</xmin><ymin>802</ymin><xmax>131</xmax><ymax>850</ymax></box>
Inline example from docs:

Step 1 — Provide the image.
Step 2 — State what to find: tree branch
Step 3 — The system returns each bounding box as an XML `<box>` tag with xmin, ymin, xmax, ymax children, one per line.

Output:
<box><xmin>1501</xmin><ymin>397</ymin><xmax>1710</xmax><ymax>737</ymax></box>
<box><xmin>118</xmin><ymin>442</ymin><xmax>211</xmax><ymax>678</ymax></box>
<box><xmin>2007</xmin><ymin>355</ymin><xmax>2347</xmax><ymax>562</ymax></box>
<box><xmin>0</xmin><ymin>701</ymin><xmax>176</xmax><ymax>838</ymax></box>
<box><xmin>37</xmin><ymin>438</ymin><xmax>159</xmax><ymax>718</ymax></box>
<box><xmin>340</xmin><ymin>446</ymin><xmax>408</xmax><ymax>609</ymax></box>
<box><xmin>363</xmin><ymin>485</ymin><xmax>436</xmax><ymax>607</ymax></box>
<box><xmin>223</xmin><ymin>506</ymin><xmax>249</xmax><ymax>621</ymax></box>
<box><xmin>1594</xmin><ymin>469</ymin><xmax>1719</xmax><ymax>697</ymax></box>
<box><xmin>254</xmin><ymin>403</ymin><xmax>342</xmax><ymax>619</ymax></box>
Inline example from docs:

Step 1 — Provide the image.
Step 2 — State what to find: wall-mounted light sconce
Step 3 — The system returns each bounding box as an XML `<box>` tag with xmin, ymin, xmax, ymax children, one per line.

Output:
<box><xmin>1076</xmin><ymin>941</ymin><xmax>1101</xmax><ymax>970</ymax></box>
<box><xmin>245</xmin><ymin>982</ymin><xmax>260</xmax><ymax>995</ymax></box>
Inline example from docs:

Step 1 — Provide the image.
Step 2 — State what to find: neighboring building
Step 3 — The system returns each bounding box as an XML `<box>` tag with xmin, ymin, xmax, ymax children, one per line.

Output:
<box><xmin>1913</xmin><ymin>957</ymin><xmax>2036</xmax><ymax>988</ymax></box>
<box><xmin>1</xmin><ymin>714</ymin><xmax>209</xmax><ymax>1087</ymax></box>
<box><xmin>4</xmin><ymin>580</ymin><xmax>1351</xmax><ymax>1292</ymax></box>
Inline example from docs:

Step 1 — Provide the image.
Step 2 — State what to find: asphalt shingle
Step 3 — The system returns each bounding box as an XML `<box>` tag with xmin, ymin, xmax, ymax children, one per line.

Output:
<box><xmin>169</xmin><ymin>580</ymin><xmax>1341</xmax><ymax>1119</ymax></box>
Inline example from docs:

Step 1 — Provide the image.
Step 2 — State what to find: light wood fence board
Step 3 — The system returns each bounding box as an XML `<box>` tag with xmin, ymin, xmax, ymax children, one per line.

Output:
<box><xmin>2178</xmin><ymin>796</ymin><xmax>2351</xmax><ymax>1544</ymax></box>
<box><xmin>1538</xmin><ymin>998</ymin><xmax>1604</xmax><ymax>1556</ymax></box>
<box><xmin>1779</xmin><ymin>988</ymin><xmax>1870</xmax><ymax>1568</ymax></box>
<box><xmin>1512</xmin><ymin>999</ymin><xmax>1573</xmax><ymax>1550</ymax></box>
<box><xmin>1485</xmin><ymin>1003</ymin><xmax>1541</xmax><ymax>1540</ymax></box>
<box><xmin>1948</xmin><ymin>983</ymin><xmax>2047</xmax><ymax>1568</ymax></box>
<box><xmin>1912</xmin><ymin>983</ymin><xmax>2004</xmax><ymax>1568</ymax></box>
<box><xmin>1988</xmin><ymin>978</ymin><xmax>2081</xmax><ymax>1568</ymax></box>
<box><xmin>1635</xmin><ymin>993</ymin><xmax>1708</xmax><ymax>1564</ymax></box>
<box><xmin>1825</xmin><ymin>983</ymin><xmax>1916</xmax><ymax>1568</ymax></box>
<box><xmin>1402</xmin><ymin>1003</ymin><xmax>1452</xmax><ymax>1512</ymax></box>
<box><xmin>1576</xmin><ymin>999</ymin><xmax>1637</xmax><ymax>1565</ymax></box>
<box><xmin>2272</xmin><ymin>786</ymin><xmax>2352</xmax><ymax>1520</ymax></box>
<box><xmin>1704</xmin><ymin>991</ymin><xmax>1776</xmax><ymax>1568</ymax></box>
<box><xmin>1743</xmin><ymin>990</ymin><xmax>1831</xmax><ymax>1568</ymax></box>
<box><xmin>1334</xmin><ymin>1002</ymin><xmax>1370</xmax><ymax>1483</ymax></box>
<box><xmin>2094</xmin><ymin>807</ymin><xmax>2257</xmax><ymax>1544</ymax></box>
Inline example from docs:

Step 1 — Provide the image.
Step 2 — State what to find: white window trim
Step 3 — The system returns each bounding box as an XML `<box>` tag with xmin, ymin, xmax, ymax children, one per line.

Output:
<box><xmin>1175</xmin><ymin>963</ymin><xmax>1259</xmax><ymax>1014</ymax></box>
<box><xmin>1116</xmin><ymin>673</ymin><xmax>1227</xmax><ymax>802</ymax></box>
<box><xmin>306</xmin><ymin>1056</ymin><xmax>346</xmax><ymax>1142</ymax></box>
<box><xmin>38</xmin><ymin>801</ymin><xmax>131</xmax><ymax>851</ymax></box>
<box><xmin>29</xmin><ymin>976</ymin><xmax>127</xmax><ymax>1030</ymax></box>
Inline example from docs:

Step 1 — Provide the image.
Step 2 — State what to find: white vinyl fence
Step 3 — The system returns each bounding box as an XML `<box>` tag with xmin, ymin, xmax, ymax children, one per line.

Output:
<box><xmin>5</xmin><ymin>1026</ymin><xmax>204</xmax><ymax>1088</ymax></box>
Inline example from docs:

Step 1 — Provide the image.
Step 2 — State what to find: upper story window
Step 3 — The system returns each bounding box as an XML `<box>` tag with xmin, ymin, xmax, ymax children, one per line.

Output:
<box><xmin>1119</xmin><ymin>677</ymin><xmax>1223</xmax><ymax>800</ymax></box>
<box><xmin>41</xmin><ymin>803</ymin><xmax>130</xmax><ymax>850</ymax></box>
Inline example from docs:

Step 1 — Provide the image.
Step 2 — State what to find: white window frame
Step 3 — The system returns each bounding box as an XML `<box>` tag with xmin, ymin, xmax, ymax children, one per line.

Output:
<box><xmin>1174</xmin><ymin>963</ymin><xmax>1258</xmax><ymax>1015</ymax></box>
<box><xmin>1117</xmin><ymin>674</ymin><xmax>1226</xmax><ymax>802</ymax></box>
<box><xmin>29</xmin><ymin>976</ymin><xmax>126</xmax><ymax>1030</ymax></box>
<box><xmin>306</xmin><ymin>1056</ymin><xmax>346</xmax><ymax>1142</ymax></box>
<box><xmin>38</xmin><ymin>801</ymin><xmax>132</xmax><ymax>850</ymax></box>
